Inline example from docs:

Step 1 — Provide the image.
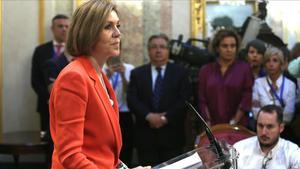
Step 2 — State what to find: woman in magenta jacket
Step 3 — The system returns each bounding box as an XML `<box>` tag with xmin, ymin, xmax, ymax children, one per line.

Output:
<box><xmin>198</xmin><ymin>29</ymin><xmax>253</xmax><ymax>126</ymax></box>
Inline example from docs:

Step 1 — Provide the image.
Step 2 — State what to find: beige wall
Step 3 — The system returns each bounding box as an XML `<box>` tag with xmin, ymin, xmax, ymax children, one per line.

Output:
<box><xmin>2</xmin><ymin>0</ymin><xmax>40</xmax><ymax>133</ymax></box>
<box><xmin>172</xmin><ymin>0</ymin><xmax>190</xmax><ymax>42</ymax></box>
<box><xmin>1</xmin><ymin>0</ymin><xmax>73</xmax><ymax>133</ymax></box>
<box><xmin>267</xmin><ymin>1</ymin><xmax>300</xmax><ymax>49</ymax></box>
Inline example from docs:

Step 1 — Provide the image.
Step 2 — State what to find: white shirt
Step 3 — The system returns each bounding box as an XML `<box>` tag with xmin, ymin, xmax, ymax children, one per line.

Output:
<box><xmin>89</xmin><ymin>57</ymin><xmax>114</xmax><ymax>106</ymax></box>
<box><xmin>104</xmin><ymin>63</ymin><xmax>134</xmax><ymax>112</ymax></box>
<box><xmin>234</xmin><ymin>136</ymin><xmax>300</xmax><ymax>169</ymax></box>
<box><xmin>151</xmin><ymin>64</ymin><xmax>166</xmax><ymax>91</ymax></box>
<box><xmin>252</xmin><ymin>75</ymin><xmax>296</xmax><ymax>123</ymax></box>
<box><xmin>53</xmin><ymin>40</ymin><xmax>65</xmax><ymax>56</ymax></box>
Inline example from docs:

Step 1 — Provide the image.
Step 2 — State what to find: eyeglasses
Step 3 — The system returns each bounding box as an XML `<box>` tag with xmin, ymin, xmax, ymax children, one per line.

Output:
<box><xmin>261</xmin><ymin>153</ymin><xmax>272</xmax><ymax>169</ymax></box>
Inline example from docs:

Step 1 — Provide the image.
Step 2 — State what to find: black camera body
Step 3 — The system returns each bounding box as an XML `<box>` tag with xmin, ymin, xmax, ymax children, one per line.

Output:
<box><xmin>169</xmin><ymin>35</ymin><xmax>214</xmax><ymax>83</ymax></box>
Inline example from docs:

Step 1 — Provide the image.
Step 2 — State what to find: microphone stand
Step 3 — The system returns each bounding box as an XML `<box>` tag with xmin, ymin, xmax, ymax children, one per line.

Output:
<box><xmin>186</xmin><ymin>102</ymin><xmax>232</xmax><ymax>169</ymax></box>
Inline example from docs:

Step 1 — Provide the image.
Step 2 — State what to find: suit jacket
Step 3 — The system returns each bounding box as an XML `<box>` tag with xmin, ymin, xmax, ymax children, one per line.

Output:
<box><xmin>127</xmin><ymin>62</ymin><xmax>191</xmax><ymax>149</ymax></box>
<box><xmin>43</xmin><ymin>53</ymin><xmax>70</xmax><ymax>86</ymax></box>
<box><xmin>50</xmin><ymin>57</ymin><xmax>122</xmax><ymax>169</ymax></box>
<box><xmin>31</xmin><ymin>41</ymin><xmax>54</xmax><ymax>115</ymax></box>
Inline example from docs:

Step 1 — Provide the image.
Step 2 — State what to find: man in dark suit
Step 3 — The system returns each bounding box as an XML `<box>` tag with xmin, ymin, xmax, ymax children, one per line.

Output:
<box><xmin>127</xmin><ymin>34</ymin><xmax>191</xmax><ymax>166</ymax></box>
<box><xmin>31</xmin><ymin>14</ymin><xmax>69</xmax><ymax>136</ymax></box>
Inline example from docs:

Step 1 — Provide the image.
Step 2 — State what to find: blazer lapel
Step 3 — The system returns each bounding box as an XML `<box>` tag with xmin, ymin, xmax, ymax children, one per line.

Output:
<box><xmin>100</xmin><ymin>71</ymin><xmax>122</xmax><ymax>152</ymax></box>
<box><xmin>80</xmin><ymin>57</ymin><xmax>122</xmax><ymax>151</ymax></box>
<box><xmin>160</xmin><ymin>63</ymin><xmax>172</xmax><ymax>103</ymax></box>
<box><xmin>101</xmin><ymin>71</ymin><xmax>119</xmax><ymax>115</ymax></box>
<box><xmin>146</xmin><ymin>64</ymin><xmax>153</xmax><ymax>103</ymax></box>
<box><xmin>45</xmin><ymin>42</ymin><xmax>55</xmax><ymax>59</ymax></box>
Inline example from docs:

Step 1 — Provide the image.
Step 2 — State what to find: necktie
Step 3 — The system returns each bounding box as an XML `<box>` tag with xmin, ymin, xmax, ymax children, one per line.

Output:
<box><xmin>153</xmin><ymin>67</ymin><xmax>163</xmax><ymax>110</ymax></box>
<box><xmin>55</xmin><ymin>44</ymin><xmax>63</xmax><ymax>56</ymax></box>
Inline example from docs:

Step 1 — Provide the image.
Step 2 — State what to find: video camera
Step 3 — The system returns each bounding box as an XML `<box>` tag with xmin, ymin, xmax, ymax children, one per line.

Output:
<box><xmin>169</xmin><ymin>35</ymin><xmax>214</xmax><ymax>83</ymax></box>
<box><xmin>169</xmin><ymin>36</ymin><xmax>216</xmax><ymax>136</ymax></box>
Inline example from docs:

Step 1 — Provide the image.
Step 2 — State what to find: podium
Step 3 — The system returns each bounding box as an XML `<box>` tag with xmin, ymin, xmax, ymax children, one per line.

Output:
<box><xmin>152</xmin><ymin>143</ymin><xmax>238</xmax><ymax>169</ymax></box>
<box><xmin>150</xmin><ymin>103</ymin><xmax>239</xmax><ymax>169</ymax></box>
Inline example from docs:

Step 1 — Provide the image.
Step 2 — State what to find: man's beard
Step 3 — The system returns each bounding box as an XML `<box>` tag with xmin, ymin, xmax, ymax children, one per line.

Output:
<box><xmin>259</xmin><ymin>136</ymin><xmax>279</xmax><ymax>149</ymax></box>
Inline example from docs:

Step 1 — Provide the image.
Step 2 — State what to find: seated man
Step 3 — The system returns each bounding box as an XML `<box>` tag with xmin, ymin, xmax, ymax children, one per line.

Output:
<box><xmin>234</xmin><ymin>105</ymin><xmax>300</xmax><ymax>169</ymax></box>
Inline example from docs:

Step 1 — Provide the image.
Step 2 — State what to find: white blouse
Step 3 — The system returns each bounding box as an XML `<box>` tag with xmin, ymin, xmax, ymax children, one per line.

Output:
<box><xmin>252</xmin><ymin>75</ymin><xmax>296</xmax><ymax>123</ymax></box>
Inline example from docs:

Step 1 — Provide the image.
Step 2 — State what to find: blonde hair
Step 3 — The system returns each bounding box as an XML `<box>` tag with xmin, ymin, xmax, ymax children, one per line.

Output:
<box><xmin>67</xmin><ymin>0</ymin><xmax>117</xmax><ymax>57</ymax></box>
<box><xmin>263</xmin><ymin>46</ymin><xmax>284</xmax><ymax>66</ymax></box>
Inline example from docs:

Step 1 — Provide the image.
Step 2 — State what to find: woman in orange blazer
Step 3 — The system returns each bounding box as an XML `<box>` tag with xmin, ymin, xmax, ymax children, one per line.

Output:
<box><xmin>49</xmin><ymin>1</ymin><xmax>149</xmax><ymax>169</ymax></box>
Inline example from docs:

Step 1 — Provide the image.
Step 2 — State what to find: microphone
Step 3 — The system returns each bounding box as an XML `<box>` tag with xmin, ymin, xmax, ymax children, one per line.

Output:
<box><xmin>186</xmin><ymin>102</ymin><xmax>231</xmax><ymax>169</ymax></box>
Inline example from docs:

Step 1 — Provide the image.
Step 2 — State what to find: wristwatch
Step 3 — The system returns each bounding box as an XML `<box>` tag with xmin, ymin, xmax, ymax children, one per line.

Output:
<box><xmin>116</xmin><ymin>162</ymin><xmax>129</xmax><ymax>169</ymax></box>
<box><xmin>161</xmin><ymin>115</ymin><xmax>167</xmax><ymax>122</ymax></box>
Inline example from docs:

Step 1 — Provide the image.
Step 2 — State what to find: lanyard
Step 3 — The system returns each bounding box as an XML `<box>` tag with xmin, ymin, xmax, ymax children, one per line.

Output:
<box><xmin>110</xmin><ymin>72</ymin><xmax>125</xmax><ymax>109</ymax></box>
<box><xmin>266</xmin><ymin>76</ymin><xmax>285</xmax><ymax>107</ymax></box>
<box><xmin>110</xmin><ymin>73</ymin><xmax>120</xmax><ymax>90</ymax></box>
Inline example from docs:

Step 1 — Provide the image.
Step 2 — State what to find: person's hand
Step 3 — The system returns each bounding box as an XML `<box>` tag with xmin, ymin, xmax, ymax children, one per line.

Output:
<box><xmin>229</xmin><ymin>119</ymin><xmax>237</xmax><ymax>125</ymax></box>
<box><xmin>132</xmin><ymin>166</ymin><xmax>151</xmax><ymax>169</ymax></box>
<box><xmin>207</xmin><ymin>120</ymin><xmax>211</xmax><ymax>127</ymax></box>
<box><xmin>146</xmin><ymin>112</ymin><xmax>166</xmax><ymax>128</ymax></box>
<box><xmin>110</xmin><ymin>63</ymin><xmax>125</xmax><ymax>73</ymax></box>
<box><xmin>146</xmin><ymin>113</ymin><xmax>164</xmax><ymax>128</ymax></box>
<box><xmin>231</xmin><ymin>108</ymin><xmax>245</xmax><ymax>125</ymax></box>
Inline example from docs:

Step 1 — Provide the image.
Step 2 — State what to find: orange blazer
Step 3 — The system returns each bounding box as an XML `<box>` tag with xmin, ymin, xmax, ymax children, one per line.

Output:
<box><xmin>49</xmin><ymin>56</ymin><xmax>122</xmax><ymax>169</ymax></box>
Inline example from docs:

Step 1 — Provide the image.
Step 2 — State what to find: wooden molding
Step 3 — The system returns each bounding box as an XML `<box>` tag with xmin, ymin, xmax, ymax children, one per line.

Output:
<box><xmin>76</xmin><ymin>0</ymin><xmax>85</xmax><ymax>8</ymax></box>
<box><xmin>0</xmin><ymin>0</ymin><xmax>3</xmax><ymax>135</ymax></box>
<box><xmin>191</xmin><ymin>0</ymin><xmax>256</xmax><ymax>39</ymax></box>
<box><xmin>191</xmin><ymin>0</ymin><xmax>205</xmax><ymax>39</ymax></box>
<box><xmin>39</xmin><ymin>0</ymin><xmax>45</xmax><ymax>44</ymax></box>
